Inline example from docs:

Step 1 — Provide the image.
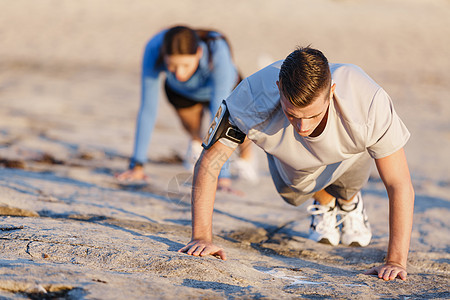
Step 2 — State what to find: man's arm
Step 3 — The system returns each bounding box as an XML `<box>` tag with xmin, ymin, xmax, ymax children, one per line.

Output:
<box><xmin>178</xmin><ymin>141</ymin><xmax>236</xmax><ymax>260</ymax></box>
<box><xmin>365</xmin><ymin>148</ymin><xmax>414</xmax><ymax>280</ymax></box>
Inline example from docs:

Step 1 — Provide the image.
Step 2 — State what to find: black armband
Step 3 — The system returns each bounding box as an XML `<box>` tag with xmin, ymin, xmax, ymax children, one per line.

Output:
<box><xmin>202</xmin><ymin>100</ymin><xmax>246</xmax><ymax>150</ymax></box>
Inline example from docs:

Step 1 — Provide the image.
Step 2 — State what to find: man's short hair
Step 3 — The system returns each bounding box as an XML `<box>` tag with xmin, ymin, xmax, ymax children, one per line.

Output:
<box><xmin>278</xmin><ymin>47</ymin><xmax>331</xmax><ymax>107</ymax></box>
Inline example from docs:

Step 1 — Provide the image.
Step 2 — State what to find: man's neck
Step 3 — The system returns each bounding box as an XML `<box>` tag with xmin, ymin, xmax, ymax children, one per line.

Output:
<box><xmin>309</xmin><ymin>105</ymin><xmax>329</xmax><ymax>138</ymax></box>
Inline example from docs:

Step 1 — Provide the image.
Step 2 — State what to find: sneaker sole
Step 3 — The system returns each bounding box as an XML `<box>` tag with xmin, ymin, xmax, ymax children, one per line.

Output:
<box><xmin>318</xmin><ymin>238</ymin><xmax>338</xmax><ymax>246</ymax></box>
<box><xmin>348</xmin><ymin>241</ymin><xmax>363</xmax><ymax>247</ymax></box>
<box><xmin>342</xmin><ymin>240</ymin><xmax>370</xmax><ymax>247</ymax></box>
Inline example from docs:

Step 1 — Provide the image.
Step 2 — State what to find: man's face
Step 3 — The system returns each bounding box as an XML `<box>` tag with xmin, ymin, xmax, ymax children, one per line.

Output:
<box><xmin>277</xmin><ymin>81</ymin><xmax>335</xmax><ymax>137</ymax></box>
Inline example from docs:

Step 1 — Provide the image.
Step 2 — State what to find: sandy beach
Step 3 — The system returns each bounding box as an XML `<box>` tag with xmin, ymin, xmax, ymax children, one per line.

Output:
<box><xmin>0</xmin><ymin>0</ymin><xmax>449</xmax><ymax>298</ymax></box>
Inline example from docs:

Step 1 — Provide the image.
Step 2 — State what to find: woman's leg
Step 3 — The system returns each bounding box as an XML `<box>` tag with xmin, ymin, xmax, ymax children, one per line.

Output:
<box><xmin>233</xmin><ymin>137</ymin><xmax>259</xmax><ymax>183</ymax></box>
<box><xmin>238</xmin><ymin>137</ymin><xmax>252</xmax><ymax>160</ymax></box>
<box><xmin>164</xmin><ymin>82</ymin><xmax>207</xmax><ymax>170</ymax></box>
<box><xmin>174</xmin><ymin>103</ymin><xmax>204</xmax><ymax>142</ymax></box>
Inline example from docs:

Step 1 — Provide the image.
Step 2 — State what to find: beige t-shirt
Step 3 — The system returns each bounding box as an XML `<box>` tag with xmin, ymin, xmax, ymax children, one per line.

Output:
<box><xmin>225</xmin><ymin>61</ymin><xmax>410</xmax><ymax>194</ymax></box>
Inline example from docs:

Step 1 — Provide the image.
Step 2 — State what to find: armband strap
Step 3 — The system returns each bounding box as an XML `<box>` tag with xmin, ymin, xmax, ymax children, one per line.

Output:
<box><xmin>202</xmin><ymin>100</ymin><xmax>246</xmax><ymax>150</ymax></box>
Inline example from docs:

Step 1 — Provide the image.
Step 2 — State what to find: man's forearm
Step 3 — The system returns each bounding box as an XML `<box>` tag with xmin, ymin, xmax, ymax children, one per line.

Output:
<box><xmin>190</xmin><ymin>142</ymin><xmax>236</xmax><ymax>241</ymax></box>
<box><xmin>375</xmin><ymin>148</ymin><xmax>415</xmax><ymax>268</ymax></box>
<box><xmin>386</xmin><ymin>185</ymin><xmax>415</xmax><ymax>267</ymax></box>
<box><xmin>191</xmin><ymin>158</ymin><xmax>219</xmax><ymax>241</ymax></box>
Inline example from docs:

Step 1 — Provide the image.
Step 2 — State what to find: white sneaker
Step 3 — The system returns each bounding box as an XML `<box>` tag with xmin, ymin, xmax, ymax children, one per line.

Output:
<box><xmin>307</xmin><ymin>200</ymin><xmax>340</xmax><ymax>246</ymax></box>
<box><xmin>233</xmin><ymin>158</ymin><xmax>259</xmax><ymax>184</ymax></box>
<box><xmin>183</xmin><ymin>140</ymin><xmax>203</xmax><ymax>171</ymax></box>
<box><xmin>338</xmin><ymin>192</ymin><xmax>372</xmax><ymax>247</ymax></box>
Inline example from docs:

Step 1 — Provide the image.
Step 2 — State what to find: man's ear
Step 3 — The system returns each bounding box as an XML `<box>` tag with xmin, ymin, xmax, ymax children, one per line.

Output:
<box><xmin>330</xmin><ymin>83</ymin><xmax>336</xmax><ymax>99</ymax></box>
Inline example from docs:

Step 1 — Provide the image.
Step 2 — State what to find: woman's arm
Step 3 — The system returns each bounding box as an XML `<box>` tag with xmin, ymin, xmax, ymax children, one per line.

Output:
<box><xmin>117</xmin><ymin>33</ymin><xmax>164</xmax><ymax>181</ymax></box>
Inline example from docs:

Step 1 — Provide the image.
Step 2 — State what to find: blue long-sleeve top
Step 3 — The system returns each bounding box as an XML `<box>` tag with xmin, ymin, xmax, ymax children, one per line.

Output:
<box><xmin>131</xmin><ymin>29</ymin><xmax>239</xmax><ymax>165</ymax></box>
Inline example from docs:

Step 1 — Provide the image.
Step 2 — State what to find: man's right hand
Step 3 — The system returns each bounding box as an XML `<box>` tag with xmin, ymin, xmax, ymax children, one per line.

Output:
<box><xmin>115</xmin><ymin>166</ymin><xmax>148</xmax><ymax>182</ymax></box>
<box><xmin>180</xmin><ymin>141</ymin><xmax>235</xmax><ymax>262</ymax></box>
<box><xmin>178</xmin><ymin>239</ymin><xmax>227</xmax><ymax>260</ymax></box>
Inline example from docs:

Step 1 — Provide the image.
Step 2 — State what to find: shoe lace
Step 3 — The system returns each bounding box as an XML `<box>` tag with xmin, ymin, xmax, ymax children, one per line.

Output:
<box><xmin>338</xmin><ymin>202</ymin><xmax>365</xmax><ymax>233</ymax></box>
<box><xmin>307</xmin><ymin>204</ymin><xmax>343</xmax><ymax>231</ymax></box>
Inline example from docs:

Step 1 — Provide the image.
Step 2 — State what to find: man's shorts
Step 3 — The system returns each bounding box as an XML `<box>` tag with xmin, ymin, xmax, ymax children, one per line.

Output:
<box><xmin>267</xmin><ymin>151</ymin><xmax>373</xmax><ymax>206</ymax></box>
<box><xmin>165</xmin><ymin>81</ymin><xmax>209</xmax><ymax>109</ymax></box>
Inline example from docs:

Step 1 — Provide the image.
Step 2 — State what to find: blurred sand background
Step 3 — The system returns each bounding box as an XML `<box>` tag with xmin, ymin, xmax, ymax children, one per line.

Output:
<box><xmin>0</xmin><ymin>0</ymin><xmax>449</xmax><ymax>299</ymax></box>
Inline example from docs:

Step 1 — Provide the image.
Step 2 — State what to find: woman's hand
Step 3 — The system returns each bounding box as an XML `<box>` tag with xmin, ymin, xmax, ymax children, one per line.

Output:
<box><xmin>217</xmin><ymin>178</ymin><xmax>244</xmax><ymax>196</ymax></box>
<box><xmin>115</xmin><ymin>166</ymin><xmax>148</xmax><ymax>182</ymax></box>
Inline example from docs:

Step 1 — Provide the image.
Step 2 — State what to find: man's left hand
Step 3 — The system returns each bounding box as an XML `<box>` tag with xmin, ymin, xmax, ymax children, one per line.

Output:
<box><xmin>364</xmin><ymin>263</ymin><xmax>407</xmax><ymax>281</ymax></box>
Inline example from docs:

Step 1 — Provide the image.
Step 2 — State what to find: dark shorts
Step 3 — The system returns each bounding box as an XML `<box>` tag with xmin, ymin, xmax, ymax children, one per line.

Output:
<box><xmin>165</xmin><ymin>81</ymin><xmax>209</xmax><ymax>109</ymax></box>
<box><xmin>165</xmin><ymin>73</ymin><xmax>243</xmax><ymax>110</ymax></box>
